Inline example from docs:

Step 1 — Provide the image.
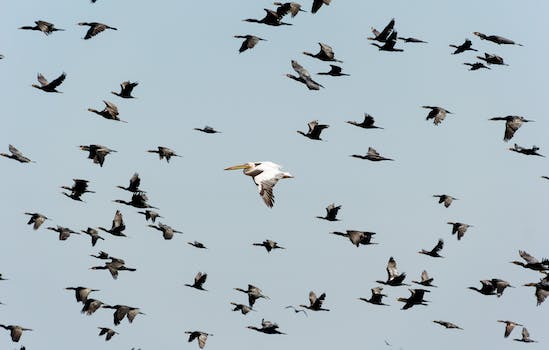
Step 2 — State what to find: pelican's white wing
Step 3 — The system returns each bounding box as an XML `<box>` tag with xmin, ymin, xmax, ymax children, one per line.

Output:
<box><xmin>255</xmin><ymin>169</ymin><xmax>284</xmax><ymax>208</ymax></box>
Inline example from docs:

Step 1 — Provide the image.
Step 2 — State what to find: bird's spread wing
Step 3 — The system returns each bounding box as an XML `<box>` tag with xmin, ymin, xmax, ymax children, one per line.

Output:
<box><xmin>37</xmin><ymin>73</ymin><xmax>48</xmax><ymax>86</ymax></box>
<box><xmin>48</xmin><ymin>72</ymin><xmax>66</xmax><ymax>89</ymax></box>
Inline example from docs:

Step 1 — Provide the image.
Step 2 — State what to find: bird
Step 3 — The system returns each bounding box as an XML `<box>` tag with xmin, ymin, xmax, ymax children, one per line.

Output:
<box><xmin>468</xmin><ymin>279</ymin><xmax>513</xmax><ymax>297</ymax></box>
<box><xmin>317</xmin><ymin>64</ymin><xmax>349</xmax><ymax>76</ymax></box>
<box><xmin>449</xmin><ymin>39</ymin><xmax>477</xmax><ymax>54</ymax></box>
<box><xmin>358</xmin><ymin>287</ymin><xmax>389</xmax><ymax>306</ymax></box>
<box><xmin>90</xmin><ymin>258</ymin><xmax>137</xmax><ymax>280</ymax></box>
<box><xmin>473</xmin><ymin>32</ymin><xmax>522</xmax><ymax>46</ymax></box>
<box><xmin>273</xmin><ymin>2</ymin><xmax>306</xmax><ymax>18</ymax></box>
<box><xmin>523</xmin><ymin>276</ymin><xmax>549</xmax><ymax>306</ymax></box>
<box><xmin>0</xmin><ymin>325</ymin><xmax>32</xmax><ymax>343</ymax></box>
<box><xmin>234</xmin><ymin>284</ymin><xmax>270</xmax><ymax>307</ymax></box>
<box><xmin>46</xmin><ymin>225</ymin><xmax>79</xmax><ymax>240</ymax></box>
<box><xmin>224</xmin><ymin>161</ymin><xmax>293</xmax><ymax>208</ymax></box>
<box><xmin>433</xmin><ymin>321</ymin><xmax>463</xmax><ymax>330</ymax></box>
<box><xmin>185</xmin><ymin>272</ymin><xmax>208</xmax><ymax>291</ymax></box>
<box><xmin>464</xmin><ymin>62</ymin><xmax>491</xmax><ymax>71</ymax></box>
<box><xmin>489</xmin><ymin>115</ymin><xmax>533</xmax><ymax>141</ymax></box>
<box><xmin>243</xmin><ymin>9</ymin><xmax>291</xmax><ymax>26</ymax></box>
<box><xmin>351</xmin><ymin>147</ymin><xmax>393</xmax><ymax>161</ymax></box>
<box><xmin>423</xmin><ymin>106</ymin><xmax>452</xmax><ymax>125</ymax></box>
<box><xmin>413</xmin><ymin>270</ymin><xmax>437</xmax><ymax>287</ymax></box>
<box><xmin>514</xmin><ymin>328</ymin><xmax>537</xmax><ymax>343</ymax></box>
<box><xmin>231</xmin><ymin>302</ymin><xmax>255</xmax><ymax>315</ymax></box>
<box><xmin>24</xmin><ymin>212</ymin><xmax>49</xmax><ymax>230</ymax></box>
<box><xmin>419</xmin><ymin>239</ymin><xmax>444</xmax><ymax>258</ymax></box>
<box><xmin>148</xmin><ymin>222</ymin><xmax>182</xmax><ymax>240</ymax></box>
<box><xmin>0</xmin><ymin>274</ymin><xmax>7</xmax><ymax>281</ymax></box>
<box><xmin>377</xmin><ymin>257</ymin><xmax>408</xmax><ymax>286</ymax></box>
<box><xmin>81</xmin><ymin>298</ymin><xmax>107</xmax><ymax>315</ymax></box>
<box><xmin>311</xmin><ymin>0</ymin><xmax>331</xmax><ymax>14</ymax></box>
<box><xmin>79</xmin><ymin>144</ymin><xmax>117</xmax><ymax>167</ymax></box>
<box><xmin>497</xmin><ymin>320</ymin><xmax>523</xmax><ymax>338</ymax></box>
<box><xmin>346</xmin><ymin>113</ymin><xmax>383</xmax><ymax>129</ymax></box>
<box><xmin>98</xmin><ymin>327</ymin><xmax>118</xmax><ymax>341</ymax></box>
<box><xmin>32</xmin><ymin>71</ymin><xmax>66</xmax><ymax>93</ymax></box>
<box><xmin>509</xmin><ymin>144</ymin><xmax>544</xmax><ymax>157</ymax></box>
<box><xmin>398</xmin><ymin>36</ymin><xmax>427</xmax><ymax>43</ymax></box>
<box><xmin>371</xmin><ymin>31</ymin><xmax>403</xmax><ymax>52</ymax></box>
<box><xmin>88</xmin><ymin>100</ymin><xmax>125</xmax><ymax>122</ymax></box>
<box><xmin>90</xmin><ymin>250</ymin><xmax>111</xmax><ymax>260</ymax></box>
<box><xmin>19</xmin><ymin>20</ymin><xmax>64</xmax><ymax>35</ymax></box>
<box><xmin>65</xmin><ymin>286</ymin><xmax>99</xmax><ymax>303</ymax></box>
<box><xmin>111</xmin><ymin>81</ymin><xmax>138</xmax><ymax>98</ymax></box>
<box><xmin>78</xmin><ymin>22</ymin><xmax>117</xmax><ymax>39</ymax></box>
<box><xmin>397</xmin><ymin>289</ymin><xmax>430</xmax><ymax>310</ymax></box>
<box><xmin>447</xmin><ymin>222</ymin><xmax>473</xmax><ymax>240</ymax></box>
<box><xmin>114</xmin><ymin>192</ymin><xmax>158</xmax><ymax>209</ymax></box>
<box><xmin>286</xmin><ymin>60</ymin><xmax>324</xmax><ymax>90</ymax></box>
<box><xmin>194</xmin><ymin>126</ymin><xmax>221</xmax><ymax>134</ymax></box>
<box><xmin>61</xmin><ymin>178</ymin><xmax>94</xmax><ymax>201</ymax></box>
<box><xmin>303</xmin><ymin>43</ymin><xmax>342</xmax><ymax>62</ymax></box>
<box><xmin>316</xmin><ymin>203</ymin><xmax>342</xmax><ymax>221</ymax></box>
<box><xmin>511</xmin><ymin>250</ymin><xmax>549</xmax><ymax>272</ymax></box>
<box><xmin>285</xmin><ymin>305</ymin><xmax>308</xmax><ymax>316</ymax></box>
<box><xmin>297</xmin><ymin>120</ymin><xmax>329</xmax><ymax>140</ymax></box>
<box><xmin>188</xmin><ymin>241</ymin><xmax>207</xmax><ymax>249</ymax></box>
<box><xmin>234</xmin><ymin>35</ymin><xmax>266</xmax><ymax>53</ymax></box>
<box><xmin>368</xmin><ymin>18</ymin><xmax>395</xmax><ymax>42</ymax></box>
<box><xmin>138</xmin><ymin>210</ymin><xmax>162</xmax><ymax>222</ymax></box>
<box><xmin>147</xmin><ymin>146</ymin><xmax>181</xmax><ymax>163</ymax></box>
<box><xmin>253</xmin><ymin>239</ymin><xmax>285</xmax><ymax>252</ymax></box>
<box><xmin>1</xmin><ymin>145</ymin><xmax>34</xmax><ymax>163</ymax></box>
<box><xmin>247</xmin><ymin>319</ymin><xmax>286</xmax><ymax>334</ymax></box>
<box><xmin>477</xmin><ymin>53</ymin><xmax>508</xmax><ymax>66</ymax></box>
<box><xmin>432</xmin><ymin>194</ymin><xmax>458</xmax><ymax>208</ymax></box>
<box><xmin>299</xmin><ymin>291</ymin><xmax>330</xmax><ymax>311</ymax></box>
<box><xmin>117</xmin><ymin>173</ymin><xmax>144</xmax><ymax>193</ymax></box>
<box><xmin>329</xmin><ymin>230</ymin><xmax>377</xmax><ymax>247</ymax></box>
<box><xmin>185</xmin><ymin>331</ymin><xmax>213</xmax><ymax>349</ymax></box>
<box><xmin>81</xmin><ymin>227</ymin><xmax>105</xmax><ymax>246</ymax></box>
<box><xmin>98</xmin><ymin>210</ymin><xmax>127</xmax><ymax>237</ymax></box>
<box><xmin>102</xmin><ymin>304</ymin><xmax>145</xmax><ymax>325</ymax></box>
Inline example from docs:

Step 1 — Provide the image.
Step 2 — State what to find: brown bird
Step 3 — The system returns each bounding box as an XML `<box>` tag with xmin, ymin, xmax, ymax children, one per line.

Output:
<box><xmin>433</xmin><ymin>320</ymin><xmax>463</xmax><ymax>330</ymax></box>
<box><xmin>311</xmin><ymin>0</ymin><xmax>331</xmax><ymax>14</ymax></box>
<box><xmin>88</xmin><ymin>100</ymin><xmax>126</xmax><ymax>122</ymax></box>
<box><xmin>509</xmin><ymin>144</ymin><xmax>544</xmax><ymax>157</ymax></box>
<box><xmin>330</xmin><ymin>230</ymin><xmax>377</xmax><ymax>247</ymax></box>
<box><xmin>185</xmin><ymin>331</ymin><xmax>213</xmax><ymax>349</ymax></box>
<box><xmin>285</xmin><ymin>305</ymin><xmax>308</xmax><ymax>316</ymax></box>
<box><xmin>231</xmin><ymin>302</ymin><xmax>255</xmax><ymax>315</ymax></box>
<box><xmin>297</xmin><ymin>120</ymin><xmax>329</xmax><ymax>140</ymax></box>
<box><xmin>98</xmin><ymin>210</ymin><xmax>126</xmax><ymax>237</ymax></box>
<box><xmin>19</xmin><ymin>20</ymin><xmax>64</xmax><ymax>35</ymax></box>
<box><xmin>90</xmin><ymin>258</ymin><xmax>137</xmax><ymax>280</ymax></box>
<box><xmin>78</xmin><ymin>22</ymin><xmax>117</xmax><ymax>39</ymax></box>
<box><xmin>511</xmin><ymin>250</ymin><xmax>549</xmax><ymax>272</ymax></box>
<box><xmin>61</xmin><ymin>178</ymin><xmax>94</xmax><ymax>202</ymax></box>
<box><xmin>247</xmin><ymin>319</ymin><xmax>286</xmax><ymax>334</ymax></box>
<box><xmin>317</xmin><ymin>203</ymin><xmax>341</xmax><ymax>221</ymax></box>
<box><xmin>147</xmin><ymin>146</ymin><xmax>181</xmax><ymax>163</ymax></box>
<box><xmin>111</xmin><ymin>81</ymin><xmax>138</xmax><ymax>98</ymax></box>
<box><xmin>514</xmin><ymin>328</ymin><xmax>537</xmax><ymax>343</ymax></box>
<box><xmin>102</xmin><ymin>304</ymin><xmax>145</xmax><ymax>325</ymax></box>
<box><xmin>477</xmin><ymin>53</ymin><xmax>508</xmax><ymax>66</ymax></box>
<box><xmin>376</xmin><ymin>257</ymin><xmax>408</xmax><ymax>286</ymax></box>
<box><xmin>447</xmin><ymin>222</ymin><xmax>473</xmax><ymax>240</ymax></box>
<box><xmin>0</xmin><ymin>325</ymin><xmax>32</xmax><ymax>343</ymax></box>
<box><xmin>24</xmin><ymin>212</ymin><xmax>49</xmax><ymax>230</ymax></box>
<box><xmin>65</xmin><ymin>286</ymin><xmax>99</xmax><ymax>303</ymax></box>
<box><xmin>433</xmin><ymin>194</ymin><xmax>458</xmax><ymax>208</ymax></box>
<box><xmin>81</xmin><ymin>298</ymin><xmax>107</xmax><ymax>315</ymax></box>
<box><xmin>468</xmin><ymin>279</ymin><xmax>513</xmax><ymax>297</ymax></box>
<box><xmin>489</xmin><ymin>116</ymin><xmax>533</xmax><ymax>142</ymax></box>
<box><xmin>148</xmin><ymin>222</ymin><xmax>182</xmax><ymax>240</ymax></box>
<box><xmin>497</xmin><ymin>320</ymin><xmax>523</xmax><ymax>338</ymax></box>
<box><xmin>32</xmin><ymin>72</ymin><xmax>66</xmax><ymax>93</ymax></box>
<box><xmin>1</xmin><ymin>145</ymin><xmax>34</xmax><ymax>163</ymax></box>
<box><xmin>273</xmin><ymin>2</ymin><xmax>306</xmax><ymax>18</ymax></box>
<box><xmin>138</xmin><ymin>210</ymin><xmax>162</xmax><ymax>222</ymax></box>
<box><xmin>449</xmin><ymin>39</ymin><xmax>477</xmax><ymax>54</ymax></box>
<box><xmin>81</xmin><ymin>227</ymin><xmax>105</xmax><ymax>246</ymax></box>
<box><xmin>473</xmin><ymin>32</ymin><xmax>522</xmax><ymax>46</ymax></box>
<box><xmin>234</xmin><ymin>284</ymin><xmax>269</xmax><ymax>307</ymax></box>
<box><xmin>253</xmin><ymin>239</ymin><xmax>285</xmax><ymax>252</ymax></box>
<box><xmin>299</xmin><ymin>291</ymin><xmax>330</xmax><ymax>311</ymax></box>
<box><xmin>413</xmin><ymin>270</ymin><xmax>437</xmax><ymax>287</ymax></box>
<box><xmin>303</xmin><ymin>42</ymin><xmax>343</xmax><ymax>62</ymax></box>
<box><xmin>346</xmin><ymin>113</ymin><xmax>383</xmax><ymax>129</ymax></box>
<box><xmin>98</xmin><ymin>327</ymin><xmax>118</xmax><ymax>341</ymax></box>
<box><xmin>185</xmin><ymin>272</ymin><xmax>208</xmax><ymax>291</ymax></box>
<box><xmin>358</xmin><ymin>286</ymin><xmax>389</xmax><ymax>306</ymax></box>
<box><xmin>464</xmin><ymin>62</ymin><xmax>491</xmax><ymax>71</ymax></box>
<box><xmin>188</xmin><ymin>241</ymin><xmax>207</xmax><ymax>249</ymax></box>
<box><xmin>234</xmin><ymin>35</ymin><xmax>267</xmax><ymax>53</ymax></box>
<box><xmin>418</xmin><ymin>239</ymin><xmax>444</xmax><ymax>258</ymax></box>
<box><xmin>423</xmin><ymin>106</ymin><xmax>452</xmax><ymax>125</ymax></box>
<box><xmin>523</xmin><ymin>275</ymin><xmax>549</xmax><ymax>306</ymax></box>
<box><xmin>117</xmin><ymin>173</ymin><xmax>143</xmax><ymax>193</ymax></box>
<box><xmin>287</xmin><ymin>60</ymin><xmax>324</xmax><ymax>90</ymax></box>
<box><xmin>351</xmin><ymin>147</ymin><xmax>393</xmax><ymax>161</ymax></box>
<box><xmin>243</xmin><ymin>9</ymin><xmax>291</xmax><ymax>26</ymax></box>
<box><xmin>79</xmin><ymin>144</ymin><xmax>117</xmax><ymax>167</ymax></box>
<box><xmin>114</xmin><ymin>192</ymin><xmax>158</xmax><ymax>209</ymax></box>
<box><xmin>46</xmin><ymin>225</ymin><xmax>79</xmax><ymax>241</ymax></box>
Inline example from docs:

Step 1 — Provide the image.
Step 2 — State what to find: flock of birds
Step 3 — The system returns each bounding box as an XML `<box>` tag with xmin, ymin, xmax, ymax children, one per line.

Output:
<box><xmin>1</xmin><ymin>1</ymin><xmax>547</xmax><ymax>349</ymax></box>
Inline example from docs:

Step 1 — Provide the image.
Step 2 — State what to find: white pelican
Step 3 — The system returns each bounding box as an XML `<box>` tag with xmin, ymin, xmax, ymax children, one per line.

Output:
<box><xmin>224</xmin><ymin>161</ymin><xmax>293</xmax><ymax>207</ymax></box>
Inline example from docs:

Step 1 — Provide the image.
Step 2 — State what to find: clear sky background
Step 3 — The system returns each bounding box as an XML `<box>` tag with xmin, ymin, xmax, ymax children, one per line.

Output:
<box><xmin>1</xmin><ymin>0</ymin><xmax>548</xmax><ymax>349</ymax></box>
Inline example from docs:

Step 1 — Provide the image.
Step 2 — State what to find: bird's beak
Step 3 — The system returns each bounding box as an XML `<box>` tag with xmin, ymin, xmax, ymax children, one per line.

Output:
<box><xmin>525</xmin><ymin>119</ymin><xmax>534</xmax><ymax>122</ymax></box>
<box><xmin>224</xmin><ymin>164</ymin><xmax>249</xmax><ymax>170</ymax></box>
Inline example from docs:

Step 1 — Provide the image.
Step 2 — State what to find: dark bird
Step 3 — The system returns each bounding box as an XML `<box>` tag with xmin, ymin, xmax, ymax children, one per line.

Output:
<box><xmin>316</xmin><ymin>203</ymin><xmax>341</xmax><ymax>221</ymax></box>
<box><xmin>299</xmin><ymin>291</ymin><xmax>329</xmax><ymax>311</ymax></box>
<box><xmin>449</xmin><ymin>39</ymin><xmax>477</xmax><ymax>54</ymax></box>
<box><xmin>247</xmin><ymin>319</ymin><xmax>286</xmax><ymax>335</ymax></box>
<box><xmin>287</xmin><ymin>60</ymin><xmax>324</xmax><ymax>90</ymax></box>
<box><xmin>285</xmin><ymin>305</ymin><xmax>308</xmax><ymax>316</ymax></box>
<box><xmin>1</xmin><ymin>145</ymin><xmax>34</xmax><ymax>163</ymax></box>
<box><xmin>514</xmin><ymin>328</ymin><xmax>537</xmax><ymax>343</ymax></box>
<box><xmin>477</xmin><ymin>53</ymin><xmax>508</xmax><ymax>66</ymax></box>
<box><xmin>489</xmin><ymin>115</ymin><xmax>533</xmax><ymax>141</ymax></box>
<box><xmin>447</xmin><ymin>222</ymin><xmax>473</xmax><ymax>240</ymax></box>
<box><xmin>253</xmin><ymin>239</ymin><xmax>285</xmax><ymax>252</ymax></box>
<box><xmin>433</xmin><ymin>320</ymin><xmax>463</xmax><ymax>330</ymax></box>
<box><xmin>523</xmin><ymin>276</ymin><xmax>549</xmax><ymax>306</ymax></box>
<box><xmin>98</xmin><ymin>210</ymin><xmax>126</xmax><ymax>237</ymax></box>
<box><xmin>90</xmin><ymin>258</ymin><xmax>137</xmax><ymax>280</ymax></box>
<box><xmin>419</xmin><ymin>239</ymin><xmax>444</xmax><ymax>258</ymax></box>
<box><xmin>90</xmin><ymin>250</ymin><xmax>111</xmax><ymax>260</ymax></box>
<box><xmin>24</xmin><ymin>212</ymin><xmax>49</xmax><ymax>230</ymax></box>
<box><xmin>330</xmin><ymin>230</ymin><xmax>377</xmax><ymax>247</ymax></box>
<box><xmin>423</xmin><ymin>106</ymin><xmax>452</xmax><ymax>125</ymax></box>
<box><xmin>346</xmin><ymin>113</ymin><xmax>383</xmax><ymax>129</ymax></box>
<box><xmin>371</xmin><ymin>31</ymin><xmax>403</xmax><ymax>52</ymax></box>
<box><xmin>81</xmin><ymin>227</ymin><xmax>105</xmax><ymax>246</ymax></box>
<box><xmin>148</xmin><ymin>222</ymin><xmax>182</xmax><ymax>240</ymax></box>
<box><xmin>397</xmin><ymin>289</ymin><xmax>430</xmax><ymax>310</ymax></box>
<box><xmin>103</xmin><ymin>305</ymin><xmax>145</xmax><ymax>325</ymax></box>
<box><xmin>317</xmin><ymin>64</ymin><xmax>349</xmax><ymax>76</ymax></box>
<box><xmin>273</xmin><ymin>2</ymin><xmax>306</xmax><ymax>18</ymax></box>
<box><xmin>473</xmin><ymin>32</ymin><xmax>522</xmax><ymax>46</ymax></box>
<box><xmin>138</xmin><ymin>210</ymin><xmax>162</xmax><ymax>222</ymax></box>
<box><xmin>32</xmin><ymin>72</ymin><xmax>66</xmax><ymax>93</ymax></box>
<box><xmin>368</xmin><ymin>18</ymin><xmax>395</xmax><ymax>42</ymax></box>
<box><xmin>468</xmin><ymin>279</ymin><xmax>513</xmax><ymax>297</ymax></box>
<box><xmin>147</xmin><ymin>146</ymin><xmax>181</xmax><ymax>163</ymax></box>
<box><xmin>303</xmin><ymin>42</ymin><xmax>342</xmax><ymax>62</ymax></box>
<box><xmin>464</xmin><ymin>62</ymin><xmax>490</xmax><ymax>71</ymax></box>
<box><xmin>511</xmin><ymin>250</ymin><xmax>549</xmax><ymax>272</ymax></box>
<box><xmin>234</xmin><ymin>284</ymin><xmax>269</xmax><ymax>307</ymax></box>
<box><xmin>194</xmin><ymin>126</ymin><xmax>221</xmax><ymax>134</ymax></box>
<box><xmin>78</xmin><ymin>22</ymin><xmax>117</xmax><ymax>39</ymax></box>
<box><xmin>0</xmin><ymin>325</ymin><xmax>32</xmax><ymax>343</ymax></box>
<box><xmin>358</xmin><ymin>287</ymin><xmax>389</xmax><ymax>306</ymax></box>
<box><xmin>79</xmin><ymin>144</ymin><xmax>117</xmax><ymax>167</ymax></box>
<box><xmin>231</xmin><ymin>302</ymin><xmax>255</xmax><ymax>315</ymax></box>
<box><xmin>398</xmin><ymin>36</ymin><xmax>427</xmax><ymax>43</ymax></box>
<box><xmin>297</xmin><ymin>120</ymin><xmax>329</xmax><ymax>140</ymax></box>
<box><xmin>497</xmin><ymin>320</ymin><xmax>523</xmax><ymax>338</ymax></box>
<box><xmin>188</xmin><ymin>241</ymin><xmax>207</xmax><ymax>249</ymax></box>
<box><xmin>47</xmin><ymin>225</ymin><xmax>79</xmax><ymax>240</ymax></box>
<box><xmin>65</xmin><ymin>286</ymin><xmax>99</xmax><ymax>303</ymax></box>
<box><xmin>377</xmin><ymin>257</ymin><xmax>408</xmax><ymax>286</ymax></box>
<box><xmin>351</xmin><ymin>147</ymin><xmax>393</xmax><ymax>161</ymax></box>
<box><xmin>117</xmin><ymin>173</ymin><xmax>143</xmax><ymax>193</ymax></box>
<box><xmin>509</xmin><ymin>144</ymin><xmax>544</xmax><ymax>157</ymax></box>
<box><xmin>243</xmin><ymin>9</ymin><xmax>291</xmax><ymax>26</ymax></box>
<box><xmin>88</xmin><ymin>100</ymin><xmax>125</xmax><ymax>122</ymax></box>
<box><xmin>98</xmin><ymin>327</ymin><xmax>118</xmax><ymax>341</ymax></box>
<box><xmin>19</xmin><ymin>20</ymin><xmax>64</xmax><ymax>35</ymax></box>
<box><xmin>433</xmin><ymin>194</ymin><xmax>458</xmax><ymax>208</ymax></box>
<box><xmin>413</xmin><ymin>270</ymin><xmax>437</xmax><ymax>287</ymax></box>
<box><xmin>311</xmin><ymin>0</ymin><xmax>331</xmax><ymax>14</ymax></box>
<box><xmin>111</xmin><ymin>81</ymin><xmax>138</xmax><ymax>98</ymax></box>
<box><xmin>0</xmin><ymin>274</ymin><xmax>7</xmax><ymax>281</ymax></box>
<box><xmin>234</xmin><ymin>35</ymin><xmax>266</xmax><ymax>53</ymax></box>
<box><xmin>81</xmin><ymin>298</ymin><xmax>106</xmax><ymax>315</ymax></box>
<box><xmin>185</xmin><ymin>272</ymin><xmax>208</xmax><ymax>291</ymax></box>
<box><xmin>61</xmin><ymin>178</ymin><xmax>94</xmax><ymax>202</ymax></box>
<box><xmin>185</xmin><ymin>331</ymin><xmax>213</xmax><ymax>349</ymax></box>
<box><xmin>114</xmin><ymin>192</ymin><xmax>158</xmax><ymax>209</ymax></box>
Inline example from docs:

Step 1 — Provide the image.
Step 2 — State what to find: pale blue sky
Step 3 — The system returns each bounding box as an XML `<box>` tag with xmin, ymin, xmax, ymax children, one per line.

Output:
<box><xmin>1</xmin><ymin>0</ymin><xmax>548</xmax><ymax>349</ymax></box>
